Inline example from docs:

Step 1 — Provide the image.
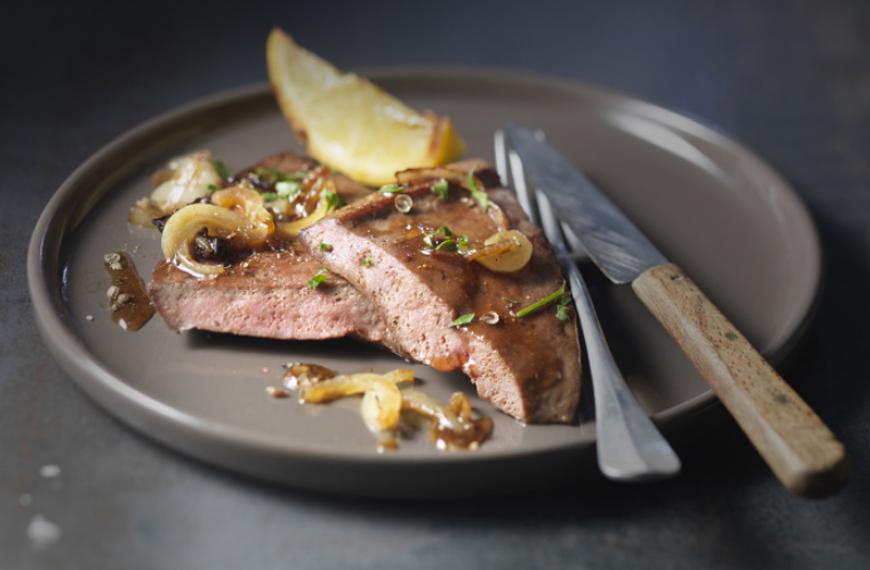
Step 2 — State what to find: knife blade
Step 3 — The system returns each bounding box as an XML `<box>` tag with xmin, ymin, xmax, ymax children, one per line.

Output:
<box><xmin>504</xmin><ymin>125</ymin><xmax>665</xmax><ymax>284</ymax></box>
<box><xmin>505</xmin><ymin>124</ymin><xmax>847</xmax><ymax>497</ymax></box>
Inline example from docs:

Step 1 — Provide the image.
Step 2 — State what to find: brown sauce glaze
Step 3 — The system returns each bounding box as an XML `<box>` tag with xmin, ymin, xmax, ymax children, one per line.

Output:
<box><xmin>103</xmin><ymin>251</ymin><xmax>154</xmax><ymax>331</ymax></box>
<box><xmin>433</xmin><ymin>415</ymin><xmax>493</xmax><ymax>451</ymax></box>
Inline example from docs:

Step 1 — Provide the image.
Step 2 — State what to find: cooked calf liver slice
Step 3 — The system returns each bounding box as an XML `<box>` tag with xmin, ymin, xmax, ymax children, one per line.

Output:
<box><xmin>300</xmin><ymin>165</ymin><xmax>581</xmax><ymax>423</ymax></box>
<box><xmin>148</xmin><ymin>152</ymin><xmax>390</xmax><ymax>344</ymax></box>
<box><xmin>149</xmin><ymin>246</ymin><xmax>390</xmax><ymax>343</ymax></box>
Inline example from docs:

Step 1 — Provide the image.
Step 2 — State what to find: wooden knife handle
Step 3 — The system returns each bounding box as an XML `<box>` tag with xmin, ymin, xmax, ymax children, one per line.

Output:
<box><xmin>632</xmin><ymin>263</ymin><xmax>847</xmax><ymax>497</ymax></box>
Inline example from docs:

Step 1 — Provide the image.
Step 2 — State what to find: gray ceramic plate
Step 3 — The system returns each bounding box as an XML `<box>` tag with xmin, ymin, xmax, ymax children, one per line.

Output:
<box><xmin>28</xmin><ymin>70</ymin><xmax>821</xmax><ymax>498</ymax></box>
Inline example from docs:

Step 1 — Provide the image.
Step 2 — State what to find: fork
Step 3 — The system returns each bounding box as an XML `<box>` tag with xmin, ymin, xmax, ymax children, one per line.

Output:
<box><xmin>494</xmin><ymin>130</ymin><xmax>680</xmax><ymax>481</ymax></box>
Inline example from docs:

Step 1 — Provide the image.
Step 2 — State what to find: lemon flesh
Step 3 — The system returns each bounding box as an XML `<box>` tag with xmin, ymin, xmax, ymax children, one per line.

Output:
<box><xmin>267</xmin><ymin>28</ymin><xmax>465</xmax><ymax>186</ymax></box>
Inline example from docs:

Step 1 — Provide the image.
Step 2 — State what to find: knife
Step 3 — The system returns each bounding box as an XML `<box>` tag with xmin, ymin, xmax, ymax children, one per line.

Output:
<box><xmin>505</xmin><ymin>124</ymin><xmax>847</xmax><ymax>497</ymax></box>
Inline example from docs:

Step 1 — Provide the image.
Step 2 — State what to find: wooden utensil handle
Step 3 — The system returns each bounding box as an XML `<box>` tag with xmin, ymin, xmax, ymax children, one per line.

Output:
<box><xmin>632</xmin><ymin>263</ymin><xmax>847</xmax><ymax>497</ymax></box>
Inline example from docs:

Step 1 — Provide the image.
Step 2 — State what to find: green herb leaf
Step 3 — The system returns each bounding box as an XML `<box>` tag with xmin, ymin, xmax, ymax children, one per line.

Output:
<box><xmin>432</xmin><ymin>178</ymin><xmax>449</xmax><ymax>201</ymax></box>
<box><xmin>466</xmin><ymin>169</ymin><xmax>489</xmax><ymax>210</ymax></box>
<box><xmin>456</xmin><ymin>234</ymin><xmax>470</xmax><ymax>250</ymax></box>
<box><xmin>319</xmin><ymin>242</ymin><xmax>333</xmax><ymax>252</ymax></box>
<box><xmin>260</xmin><ymin>191</ymin><xmax>278</xmax><ymax>202</ymax></box>
<box><xmin>212</xmin><ymin>159</ymin><xmax>232</xmax><ymax>180</ymax></box>
<box><xmin>554</xmin><ymin>292</ymin><xmax>572</xmax><ymax>321</ymax></box>
<box><xmin>307</xmin><ymin>268</ymin><xmax>328</xmax><ymax>289</ymax></box>
<box><xmin>378</xmin><ymin>183</ymin><xmax>404</xmax><ymax>194</ymax></box>
<box><xmin>276</xmin><ymin>180</ymin><xmax>301</xmax><ymax>198</ymax></box>
<box><xmin>435</xmin><ymin>239</ymin><xmax>456</xmax><ymax>252</ymax></box>
<box><xmin>516</xmin><ymin>283</ymin><xmax>567</xmax><ymax>318</ymax></box>
<box><xmin>320</xmin><ymin>188</ymin><xmax>341</xmax><ymax>212</ymax></box>
<box><xmin>450</xmin><ymin>312</ymin><xmax>476</xmax><ymax>327</ymax></box>
<box><xmin>206</xmin><ymin>183</ymin><xmax>218</xmax><ymax>192</ymax></box>
<box><xmin>361</xmin><ymin>256</ymin><xmax>375</xmax><ymax>267</ymax></box>
<box><xmin>423</xmin><ymin>226</ymin><xmax>454</xmax><ymax>249</ymax></box>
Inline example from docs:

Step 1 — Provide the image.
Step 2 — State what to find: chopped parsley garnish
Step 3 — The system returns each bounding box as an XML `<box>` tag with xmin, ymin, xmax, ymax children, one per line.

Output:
<box><xmin>361</xmin><ymin>256</ymin><xmax>375</xmax><ymax>267</ymax></box>
<box><xmin>276</xmin><ymin>180</ymin><xmax>301</xmax><ymax>198</ymax></box>
<box><xmin>212</xmin><ymin>159</ymin><xmax>232</xmax><ymax>180</ymax></box>
<box><xmin>516</xmin><ymin>283</ymin><xmax>567</xmax><ymax>319</ymax></box>
<box><xmin>456</xmin><ymin>234</ymin><xmax>470</xmax><ymax>250</ymax></box>
<box><xmin>432</xmin><ymin>178</ymin><xmax>449</xmax><ymax>201</ymax></box>
<box><xmin>554</xmin><ymin>290</ymin><xmax>572</xmax><ymax>321</ymax></box>
<box><xmin>319</xmin><ymin>242</ymin><xmax>334</xmax><ymax>252</ymax></box>
<box><xmin>320</xmin><ymin>188</ymin><xmax>341</xmax><ymax>212</ymax></box>
<box><xmin>435</xmin><ymin>239</ymin><xmax>456</xmax><ymax>252</ymax></box>
<box><xmin>450</xmin><ymin>312</ymin><xmax>476</xmax><ymax>327</ymax></box>
<box><xmin>423</xmin><ymin>226</ymin><xmax>455</xmax><ymax>249</ymax></box>
<box><xmin>206</xmin><ymin>183</ymin><xmax>219</xmax><ymax>192</ymax></box>
<box><xmin>260</xmin><ymin>191</ymin><xmax>278</xmax><ymax>202</ymax></box>
<box><xmin>307</xmin><ymin>268</ymin><xmax>328</xmax><ymax>289</ymax></box>
<box><xmin>467</xmin><ymin>170</ymin><xmax>489</xmax><ymax>210</ymax></box>
<box><xmin>378</xmin><ymin>183</ymin><xmax>404</xmax><ymax>194</ymax></box>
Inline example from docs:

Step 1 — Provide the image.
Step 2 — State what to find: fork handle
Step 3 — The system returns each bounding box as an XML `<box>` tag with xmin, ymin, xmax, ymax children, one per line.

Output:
<box><xmin>632</xmin><ymin>263</ymin><xmax>847</xmax><ymax>497</ymax></box>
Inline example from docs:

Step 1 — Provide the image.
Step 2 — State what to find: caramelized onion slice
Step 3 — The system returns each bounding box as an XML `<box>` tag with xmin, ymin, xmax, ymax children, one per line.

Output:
<box><xmin>275</xmin><ymin>181</ymin><xmax>339</xmax><ymax>238</ymax></box>
<box><xmin>298</xmin><ymin>369</ymin><xmax>415</xmax><ymax>403</ymax></box>
<box><xmin>401</xmin><ymin>389</ymin><xmax>459</xmax><ymax>428</ymax></box>
<box><xmin>401</xmin><ymin>389</ymin><xmax>493</xmax><ymax>450</ymax></box>
<box><xmin>360</xmin><ymin>383</ymin><xmax>403</xmax><ymax>432</ymax></box>
<box><xmin>472</xmin><ymin>229</ymin><xmax>533</xmax><ymax>273</ymax></box>
<box><xmin>211</xmin><ymin>185</ymin><xmax>274</xmax><ymax>247</ymax></box>
<box><xmin>149</xmin><ymin>150</ymin><xmax>221</xmax><ymax>213</ymax></box>
<box><xmin>276</xmin><ymin>198</ymin><xmax>329</xmax><ymax>238</ymax></box>
<box><xmin>160</xmin><ymin>204</ymin><xmax>250</xmax><ymax>277</ymax></box>
<box><xmin>395</xmin><ymin>160</ymin><xmax>490</xmax><ymax>186</ymax></box>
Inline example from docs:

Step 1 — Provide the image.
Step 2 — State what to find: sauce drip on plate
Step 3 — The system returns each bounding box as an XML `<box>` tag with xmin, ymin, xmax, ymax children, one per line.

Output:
<box><xmin>103</xmin><ymin>251</ymin><xmax>154</xmax><ymax>331</ymax></box>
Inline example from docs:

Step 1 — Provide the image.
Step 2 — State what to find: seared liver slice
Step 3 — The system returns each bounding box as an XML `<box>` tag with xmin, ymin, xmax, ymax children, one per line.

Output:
<box><xmin>300</xmin><ymin>164</ymin><xmax>581</xmax><ymax>423</ymax></box>
<box><xmin>148</xmin><ymin>153</ymin><xmax>390</xmax><ymax>344</ymax></box>
<box><xmin>149</xmin><ymin>245</ymin><xmax>390</xmax><ymax>343</ymax></box>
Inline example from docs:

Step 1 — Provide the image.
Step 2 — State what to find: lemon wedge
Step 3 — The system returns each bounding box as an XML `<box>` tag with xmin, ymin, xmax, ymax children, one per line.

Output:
<box><xmin>266</xmin><ymin>28</ymin><xmax>465</xmax><ymax>186</ymax></box>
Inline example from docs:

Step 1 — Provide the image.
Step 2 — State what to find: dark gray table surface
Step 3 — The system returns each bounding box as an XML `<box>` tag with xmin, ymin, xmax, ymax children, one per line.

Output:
<box><xmin>3</xmin><ymin>1</ymin><xmax>869</xmax><ymax>568</ymax></box>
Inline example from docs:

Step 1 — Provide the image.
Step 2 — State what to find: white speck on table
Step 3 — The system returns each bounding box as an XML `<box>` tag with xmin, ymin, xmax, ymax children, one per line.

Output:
<box><xmin>40</xmin><ymin>464</ymin><xmax>61</xmax><ymax>478</ymax></box>
<box><xmin>27</xmin><ymin>515</ymin><xmax>61</xmax><ymax>549</ymax></box>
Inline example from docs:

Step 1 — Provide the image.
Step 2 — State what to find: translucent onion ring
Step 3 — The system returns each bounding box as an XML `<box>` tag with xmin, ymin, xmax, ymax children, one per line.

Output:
<box><xmin>160</xmin><ymin>204</ymin><xmax>252</xmax><ymax>277</ymax></box>
<box><xmin>211</xmin><ymin>185</ymin><xmax>274</xmax><ymax>247</ymax></box>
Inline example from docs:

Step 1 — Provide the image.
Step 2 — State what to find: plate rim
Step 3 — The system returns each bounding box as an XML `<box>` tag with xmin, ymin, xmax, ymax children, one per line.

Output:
<box><xmin>27</xmin><ymin>68</ymin><xmax>822</xmax><ymax>472</ymax></box>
